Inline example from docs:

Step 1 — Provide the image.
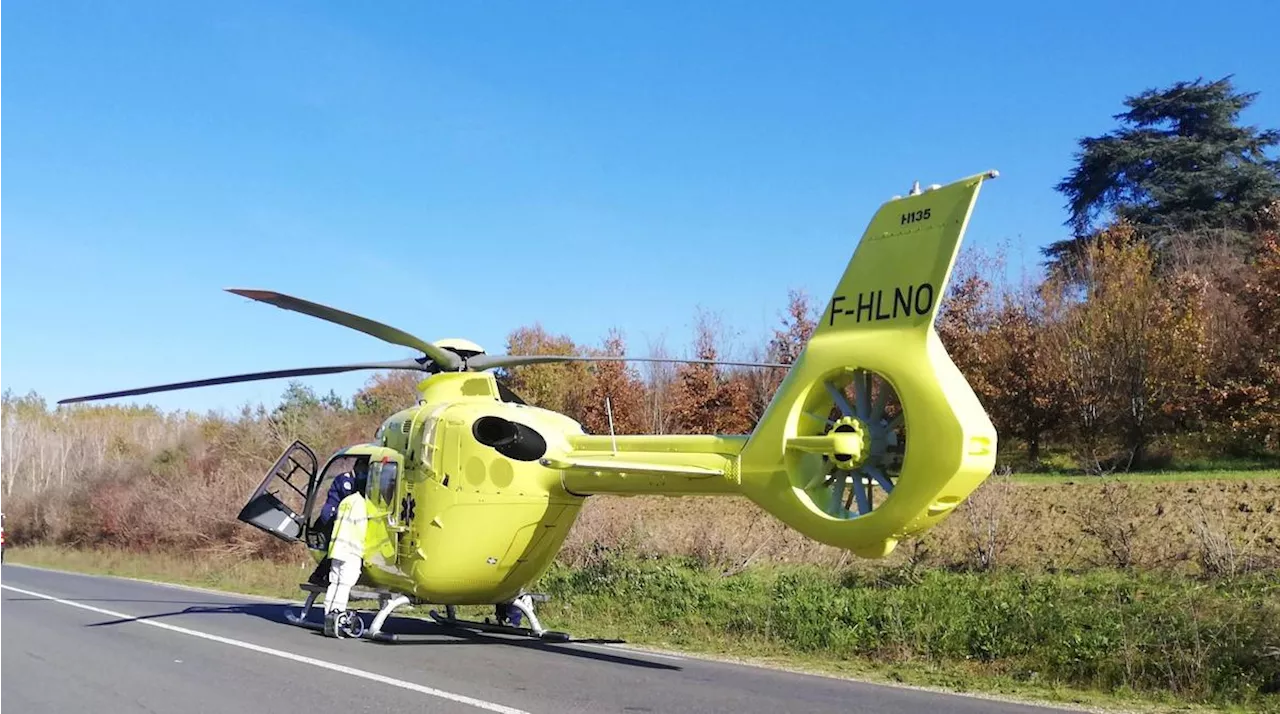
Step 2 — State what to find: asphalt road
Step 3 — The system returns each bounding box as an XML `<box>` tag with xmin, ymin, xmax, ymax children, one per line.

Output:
<box><xmin>1</xmin><ymin>564</ymin><xmax>1082</xmax><ymax>714</ymax></box>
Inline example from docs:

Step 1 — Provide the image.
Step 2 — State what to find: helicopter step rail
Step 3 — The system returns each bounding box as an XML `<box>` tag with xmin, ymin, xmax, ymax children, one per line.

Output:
<box><xmin>287</xmin><ymin>582</ymin><xmax>416</xmax><ymax>642</ymax></box>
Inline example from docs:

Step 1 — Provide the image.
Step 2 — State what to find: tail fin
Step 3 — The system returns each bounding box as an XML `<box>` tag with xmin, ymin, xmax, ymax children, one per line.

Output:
<box><xmin>739</xmin><ymin>171</ymin><xmax>999</xmax><ymax>558</ymax></box>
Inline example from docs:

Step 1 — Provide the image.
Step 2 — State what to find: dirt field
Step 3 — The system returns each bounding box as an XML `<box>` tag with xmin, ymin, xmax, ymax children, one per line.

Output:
<box><xmin>560</xmin><ymin>473</ymin><xmax>1280</xmax><ymax>576</ymax></box>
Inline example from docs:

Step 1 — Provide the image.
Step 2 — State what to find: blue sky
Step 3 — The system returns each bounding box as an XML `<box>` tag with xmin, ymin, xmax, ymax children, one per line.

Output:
<box><xmin>5</xmin><ymin>0</ymin><xmax>1279</xmax><ymax>415</ymax></box>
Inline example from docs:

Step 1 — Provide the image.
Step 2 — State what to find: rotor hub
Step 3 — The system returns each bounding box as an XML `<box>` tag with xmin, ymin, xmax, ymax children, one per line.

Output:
<box><xmin>786</xmin><ymin>367</ymin><xmax>907</xmax><ymax>519</ymax></box>
<box><xmin>784</xmin><ymin>415</ymin><xmax>869</xmax><ymax>467</ymax></box>
<box><xmin>827</xmin><ymin>417</ymin><xmax>870</xmax><ymax>469</ymax></box>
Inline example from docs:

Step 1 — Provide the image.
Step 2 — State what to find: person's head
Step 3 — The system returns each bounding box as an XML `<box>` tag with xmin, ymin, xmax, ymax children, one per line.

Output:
<box><xmin>352</xmin><ymin>469</ymin><xmax>369</xmax><ymax>496</ymax></box>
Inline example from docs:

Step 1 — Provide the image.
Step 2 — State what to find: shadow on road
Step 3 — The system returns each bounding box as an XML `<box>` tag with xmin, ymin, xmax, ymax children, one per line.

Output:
<box><xmin>75</xmin><ymin>600</ymin><xmax>680</xmax><ymax>671</ymax></box>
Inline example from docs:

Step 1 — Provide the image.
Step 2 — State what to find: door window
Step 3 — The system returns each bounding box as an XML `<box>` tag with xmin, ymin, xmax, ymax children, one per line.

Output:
<box><xmin>237</xmin><ymin>441</ymin><xmax>319</xmax><ymax>545</ymax></box>
<box><xmin>307</xmin><ymin>455</ymin><xmax>360</xmax><ymax>529</ymax></box>
<box><xmin>380</xmin><ymin>462</ymin><xmax>399</xmax><ymax>504</ymax></box>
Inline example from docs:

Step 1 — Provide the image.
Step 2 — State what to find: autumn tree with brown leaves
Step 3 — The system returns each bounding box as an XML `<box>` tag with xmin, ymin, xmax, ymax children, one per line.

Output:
<box><xmin>669</xmin><ymin>311</ymin><xmax>755</xmax><ymax>434</ymax></box>
<box><xmin>354</xmin><ymin>371</ymin><xmax>421</xmax><ymax>417</ymax></box>
<box><xmin>499</xmin><ymin>324</ymin><xmax>593</xmax><ymax>423</ymax></box>
<box><xmin>980</xmin><ymin>289</ymin><xmax>1067</xmax><ymax>466</ymax></box>
<box><xmin>1042</xmin><ymin>222</ymin><xmax>1211</xmax><ymax>468</ymax></box>
<box><xmin>742</xmin><ymin>290</ymin><xmax>819</xmax><ymax>422</ymax></box>
<box><xmin>1212</xmin><ymin>229</ymin><xmax>1280</xmax><ymax>452</ymax></box>
<box><xmin>580</xmin><ymin>329</ymin><xmax>648</xmax><ymax>435</ymax></box>
<box><xmin>935</xmin><ymin>260</ymin><xmax>996</xmax><ymax>402</ymax></box>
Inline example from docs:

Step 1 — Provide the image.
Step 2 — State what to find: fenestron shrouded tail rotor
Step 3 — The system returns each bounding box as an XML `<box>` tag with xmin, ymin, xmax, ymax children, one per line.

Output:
<box><xmin>737</xmin><ymin>170</ymin><xmax>1000</xmax><ymax>558</ymax></box>
<box><xmin>56</xmin><ymin>289</ymin><xmax>790</xmax><ymax>405</ymax></box>
<box><xmin>794</xmin><ymin>367</ymin><xmax>905</xmax><ymax>519</ymax></box>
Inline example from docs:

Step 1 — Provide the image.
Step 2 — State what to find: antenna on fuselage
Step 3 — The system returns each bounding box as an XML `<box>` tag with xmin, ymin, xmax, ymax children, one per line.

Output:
<box><xmin>605</xmin><ymin>396</ymin><xmax>618</xmax><ymax>455</ymax></box>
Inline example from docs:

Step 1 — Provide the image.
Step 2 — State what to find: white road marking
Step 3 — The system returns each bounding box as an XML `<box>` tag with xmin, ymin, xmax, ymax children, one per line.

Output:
<box><xmin>1</xmin><ymin>584</ymin><xmax>530</xmax><ymax>714</ymax></box>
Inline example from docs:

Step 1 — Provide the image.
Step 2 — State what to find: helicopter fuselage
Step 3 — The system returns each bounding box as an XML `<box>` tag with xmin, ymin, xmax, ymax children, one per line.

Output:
<box><xmin>249</xmin><ymin>366</ymin><xmax>747</xmax><ymax>606</ymax></box>
<box><xmin>301</xmin><ymin>371</ymin><xmax>594</xmax><ymax>605</ymax></box>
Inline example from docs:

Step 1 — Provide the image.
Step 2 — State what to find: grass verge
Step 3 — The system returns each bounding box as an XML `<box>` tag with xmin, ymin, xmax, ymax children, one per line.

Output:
<box><xmin>538</xmin><ymin>556</ymin><xmax>1280</xmax><ymax>714</ymax></box>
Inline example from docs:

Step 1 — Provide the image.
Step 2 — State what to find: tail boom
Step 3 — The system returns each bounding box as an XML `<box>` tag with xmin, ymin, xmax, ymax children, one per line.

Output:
<box><xmin>551</xmin><ymin>434</ymin><xmax>745</xmax><ymax>496</ymax></box>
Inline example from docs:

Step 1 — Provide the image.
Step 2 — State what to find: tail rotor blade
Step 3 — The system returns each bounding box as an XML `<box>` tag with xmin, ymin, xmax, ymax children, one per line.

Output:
<box><xmin>226</xmin><ymin>289</ymin><xmax>462</xmax><ymax>371</ymax></box>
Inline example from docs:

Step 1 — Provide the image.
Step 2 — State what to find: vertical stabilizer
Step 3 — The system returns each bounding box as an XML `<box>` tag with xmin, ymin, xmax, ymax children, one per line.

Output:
<box><xmin>738</xmin><ymin>171</ymin><xmax>1000</xmax><ymax>557</ymax></box>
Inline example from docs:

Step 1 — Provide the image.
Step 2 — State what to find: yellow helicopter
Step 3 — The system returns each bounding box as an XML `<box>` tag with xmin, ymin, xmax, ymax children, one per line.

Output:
<box><xmin>59</xmin><ymin>170</ymin><xmax>1000</xmax><ymax>643</ymax></box>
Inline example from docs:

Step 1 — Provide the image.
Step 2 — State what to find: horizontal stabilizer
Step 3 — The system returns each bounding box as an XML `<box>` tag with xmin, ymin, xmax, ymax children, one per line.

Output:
<box><xmin>540</xmin><ymin>456</ymin><xmax>726</xmax><ymax>477</ymax></box>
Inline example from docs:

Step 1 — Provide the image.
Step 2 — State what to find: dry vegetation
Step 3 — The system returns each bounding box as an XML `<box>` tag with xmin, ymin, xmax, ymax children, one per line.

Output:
<box><xmin>560</xmin><ymin>473</ymin><xmax>1280</xmax><ymax>577</ymax></box>
<box><xmin>3</xmin><ymin>391</ymin><xmax>1277</xmax><ymax>582</ymax></box>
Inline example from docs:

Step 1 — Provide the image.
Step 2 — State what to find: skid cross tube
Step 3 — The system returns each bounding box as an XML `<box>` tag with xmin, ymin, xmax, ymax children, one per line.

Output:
<box><xmin>289</xmin><ymin>582</ymin><xmax>408</xmax><ymax>642</ymax></box>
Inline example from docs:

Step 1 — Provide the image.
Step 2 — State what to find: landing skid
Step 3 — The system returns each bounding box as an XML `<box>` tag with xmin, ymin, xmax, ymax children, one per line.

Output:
<box><xmin>287</xmin><ymin>582</ymin><xmax>412</xmax><ymax>642</ymax></box>
<box><xmin>429</xmin><ymin>593</ymin><xmax>571</xmax><ymax>643</ymax></box>
<box><xmin>286</xmin><ymin>583</ymin><xmax>572</xmax><ymax>644</ymax></box>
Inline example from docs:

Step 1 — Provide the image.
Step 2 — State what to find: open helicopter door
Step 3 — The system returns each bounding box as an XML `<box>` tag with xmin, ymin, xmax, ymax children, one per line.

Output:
<box><xmin>363</xmin><ymin>448</ymin><xmax>408</xmax><ymax>577</ymax></box>
<box><xmin>236</xmin><ymin>441</ymin><xmax>319</xmax><ymax>543</ymax></box>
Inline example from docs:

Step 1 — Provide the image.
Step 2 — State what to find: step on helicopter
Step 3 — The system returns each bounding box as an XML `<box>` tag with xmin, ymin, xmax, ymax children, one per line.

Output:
<box><xmin>60</xmin><ymin>170</ymin><xmax>1001</xmax><ymax>643</ymax></box>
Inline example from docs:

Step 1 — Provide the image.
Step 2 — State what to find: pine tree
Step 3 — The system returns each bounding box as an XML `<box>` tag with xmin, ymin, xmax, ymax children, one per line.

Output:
<box><xmin>1049</xmin><ymin>76</ymin><xmax>1280</xmax><ymax>269</ymax></box>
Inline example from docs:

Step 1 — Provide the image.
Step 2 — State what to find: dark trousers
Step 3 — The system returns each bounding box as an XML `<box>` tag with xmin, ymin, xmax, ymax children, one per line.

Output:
<box><xmin>307</xmin><ymin>515</ymin><xmax>336</xmax><ymax>585</ymax></box>
<box><xmin>308</xmin><ymin>557</ymin><xmax>332</xmax><ymax>585</ymax></box>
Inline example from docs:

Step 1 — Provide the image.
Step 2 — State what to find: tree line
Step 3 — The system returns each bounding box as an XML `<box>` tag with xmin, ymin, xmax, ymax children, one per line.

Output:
<box><xmin>473</xmin><ymin>218</ymin><xmax>1278</xmax><ymax>472</ymax></box>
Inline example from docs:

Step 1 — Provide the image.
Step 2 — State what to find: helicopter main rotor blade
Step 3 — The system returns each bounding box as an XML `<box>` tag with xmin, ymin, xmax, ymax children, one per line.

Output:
<box><xmin>57</xmin><ymin>358</ymin><xmax>429</xmax><ymax>405</ymax></box>
<box><xmin>226</xmin><ymin>288</ymin><xmax>463</xmax><ymax>371</ymax></box>
<box><xmin>465</xmin><ymin>353</ymin><xmax>792</xmax><ymax>371</ymax></box>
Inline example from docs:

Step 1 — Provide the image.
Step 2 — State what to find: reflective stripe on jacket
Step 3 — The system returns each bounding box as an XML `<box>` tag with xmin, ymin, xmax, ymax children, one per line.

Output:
<box><xmin>327</xmin><ymin>493</ymin><xmax>368</xmax><ymax>562</ymax></box>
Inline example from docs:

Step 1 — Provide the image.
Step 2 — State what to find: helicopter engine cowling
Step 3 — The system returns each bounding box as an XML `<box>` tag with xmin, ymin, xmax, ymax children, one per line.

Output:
<box><xmin>472</xmin><ymin>416</ymin><xmax>548</xmax><ymax>462</ymax></box>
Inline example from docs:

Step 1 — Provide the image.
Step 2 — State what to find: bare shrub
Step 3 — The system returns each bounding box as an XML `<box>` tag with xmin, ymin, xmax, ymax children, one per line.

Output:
<box><xmin>1074</xmin><ymin>478</ymin><xmax>1142</xmax><ymax>569</ymax></box>
<box><xmin>959</xmin><ymin>466</ymin><xmax>1022</xmax><ymax>570</ymax></box>
<box><xmin>1188</xmin><ymin>493</ymin><xmax>1280</xmax><ymax>578</ymax></box>
<box><xmin>1192</xmin><ymin>513</ymin><xmax>1242</xmax><ymax>578</ymax></box>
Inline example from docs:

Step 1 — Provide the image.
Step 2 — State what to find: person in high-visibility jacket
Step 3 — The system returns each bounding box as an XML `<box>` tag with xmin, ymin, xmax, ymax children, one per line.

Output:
<box><xmin>306</xmin><ymin>472</ymin><xmax>358</xmax><ymax>587</ymax></box>
<box><xmin>323</xmin><ymin>471</ymin><xmax>368</xmax><ymax>637</ymax></box>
